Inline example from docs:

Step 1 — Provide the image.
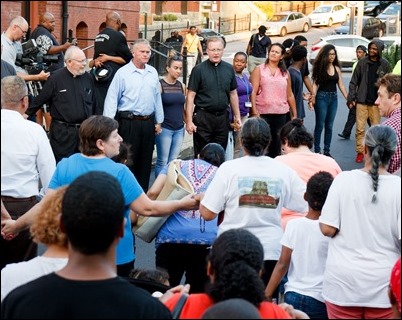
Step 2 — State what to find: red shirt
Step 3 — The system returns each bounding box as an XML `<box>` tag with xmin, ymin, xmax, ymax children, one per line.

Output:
<box><xmin>164</xmin><ymin>293</ymin><xmax>292</xmax><ymax>319</ymax></box>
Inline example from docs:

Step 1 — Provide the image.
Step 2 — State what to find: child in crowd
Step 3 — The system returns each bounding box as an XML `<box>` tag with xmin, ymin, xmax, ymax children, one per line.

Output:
<box><xmin>265</xmin><ymin>171</ymin><xmax>334</xmax><ymax>319</ymax></box>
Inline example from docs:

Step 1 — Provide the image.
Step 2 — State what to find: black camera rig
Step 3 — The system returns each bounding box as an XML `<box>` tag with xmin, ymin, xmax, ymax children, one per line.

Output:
<box><xmin>15</xmin><ymin>39</ymin><xmax>59</xmax><ymax>74</ymax></box>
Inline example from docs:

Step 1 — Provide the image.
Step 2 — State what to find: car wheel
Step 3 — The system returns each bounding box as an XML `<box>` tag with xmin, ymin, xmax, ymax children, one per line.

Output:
<box><xmin>303</xmin><ymin>23</ymin><xmax>309</xmax><ymax>32</ymax></box>
<box><xmin>328</xmin><ymin>18</ymin><xmax>333</xmax><ymax>27</ymax></box>
<box><xmin>280</xmin><ymin>27</ymin><xmax>287</xmax><ymax>37</ymax></box>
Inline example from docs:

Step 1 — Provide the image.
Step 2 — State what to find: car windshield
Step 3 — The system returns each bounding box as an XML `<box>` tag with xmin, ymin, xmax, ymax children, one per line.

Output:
<box><xmin>341</xmin><ymin>17</ymin><xmax>366</xmax><ymax>26</ymax></box>
<box><xmin>383</xmin><ymin>4</ymin><xmax>400</xmax><ymax>14</ymax></box>
<box><xmin>313</xmin><ymin>6</ymin><xmax>331</xmax><ymax>13</ymax></box>
<box><xmin>269</xmin><ymin>15</ymin><xmax>287</xmax><ymax>22</ymax></box>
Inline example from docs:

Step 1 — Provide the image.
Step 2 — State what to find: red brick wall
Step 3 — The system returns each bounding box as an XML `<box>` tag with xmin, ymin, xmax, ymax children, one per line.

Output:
<box><xmin>1</xmin><ymin>1</ymin><xmax>140</xmax><ymax>58</ymax></box>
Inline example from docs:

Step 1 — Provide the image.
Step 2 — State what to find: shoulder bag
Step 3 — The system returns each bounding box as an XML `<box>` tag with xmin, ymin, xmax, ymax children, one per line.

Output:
<box><xmin>133</xmin><ymin>159</ymin><xmax>194</xmax><ymax>243</ymax></box>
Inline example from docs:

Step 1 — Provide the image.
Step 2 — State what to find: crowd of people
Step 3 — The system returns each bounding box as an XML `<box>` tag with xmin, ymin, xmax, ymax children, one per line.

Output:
<box><xmin>1</xmin><ymin>11</ymin><xmax>401</xmax><ymax>319</ymax></box>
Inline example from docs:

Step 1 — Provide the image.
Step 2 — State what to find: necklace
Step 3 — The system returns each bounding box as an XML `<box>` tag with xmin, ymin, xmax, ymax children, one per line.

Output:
<box><xmin>267</xmin><ymin>65</ymin><xmax>277</xmax><ymax>76</ymax></box>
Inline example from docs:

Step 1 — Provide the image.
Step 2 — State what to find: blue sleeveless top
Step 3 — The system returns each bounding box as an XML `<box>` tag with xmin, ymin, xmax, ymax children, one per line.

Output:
<box><xmin>160</xmin><ymin>79</ymin><xmax>185</xmax><ymax>130</ymax></box>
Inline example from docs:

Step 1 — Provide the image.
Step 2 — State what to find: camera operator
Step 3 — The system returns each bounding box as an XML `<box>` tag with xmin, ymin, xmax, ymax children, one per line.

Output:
<box><xmin>1</xmin><ymin>16</ymin><xmax>50</xmax><ymax>83</ymax></box>
<box><xmin>30</xmin><ymin>12</ymin><xmax>76</xmax><ymax>73</ymax></box>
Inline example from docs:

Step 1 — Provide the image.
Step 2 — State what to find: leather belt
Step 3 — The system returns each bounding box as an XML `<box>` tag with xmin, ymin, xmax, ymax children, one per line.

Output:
<box><xmin>1</xmin><ymin>196</ymin><xmax>37</xmax><ymax>202</ymax></box>
<box><xmin>52</xmin><ymin>119</ymin><xmax>81</xmax><ymax>128</ymax></box>
<box><xmin>118</xmin><ymin>111</ymin><xmax>154</xmax><ymax>121</ymax></box>
<box><xmin>197</xmin><ymin>107</ymin><xmax>226</xmax><ymax>116</ymax></box>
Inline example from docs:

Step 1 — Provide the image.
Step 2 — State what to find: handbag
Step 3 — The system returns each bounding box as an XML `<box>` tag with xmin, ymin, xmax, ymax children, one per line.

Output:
<box><xmin>133</xmin><ymin>159</ymin><xmax>194</xmax><ymax>243</ymax></box>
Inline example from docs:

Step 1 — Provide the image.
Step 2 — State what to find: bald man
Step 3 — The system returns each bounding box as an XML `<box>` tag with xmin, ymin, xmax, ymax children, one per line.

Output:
<box><xmin>1</xmin><ymin>16</ymin><xmax>49</xmax><ymax>82</ymax></box>
<box><xmin>30</xmin><ymin>12</ymin><xmax>76</xmax><ymax>72</ymax></box>
<box><xmin>90</xmin><ymin>11</ymin><xmax>132</xmax><ymax>114</ymax></box>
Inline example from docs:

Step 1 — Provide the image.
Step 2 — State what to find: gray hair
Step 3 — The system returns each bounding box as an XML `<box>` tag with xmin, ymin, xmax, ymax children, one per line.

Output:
<box><xmin>131</xmin><ymin>39</ymin><xmax>151</xmax><ymax>50</ymax></box>
<box><xmin>64</xmin><ymin>46</ymin><xmax>84</xmax><ymax>61</ymax></box>
<box><xmin>1</xmin><ymin>75</ymin><xmax>28</xmax><ymax>108</ymax></box>
<box><xmin>364</xmin><ymin>125</ymin><xmax>397</xmax><ymax>203</ymax></box>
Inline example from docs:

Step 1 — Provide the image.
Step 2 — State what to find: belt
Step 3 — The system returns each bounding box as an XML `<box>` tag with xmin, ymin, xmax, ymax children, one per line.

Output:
<box><xmin>1</xmin><ymin>196</ymin><xmax>37</xmax><ymax>202</ymax></box>
<box><xmin>53</xmin><ymin>119</ymin><xmax>81</xmax><ymax>128</ymax></box>
<box><xmin>118</xmin><ymin>111</ymin><xmax>154</xmax><ymax>121</ymax></box>
<box><xmin>197</xmin><ymin>107</ymin><xmax>226</xmax><ymax>116</ymax></box>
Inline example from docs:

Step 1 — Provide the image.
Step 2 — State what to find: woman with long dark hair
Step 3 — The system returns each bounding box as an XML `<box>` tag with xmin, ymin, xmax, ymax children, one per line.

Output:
<box><xmin>250</xmin><ymin>43</ymin><xmax>297</xmax><ymax>158</ymax></box>
<box><xmin>310</xmin><ymin>44</ymin><xmax>348</xmax><ymax>158</ymax></box>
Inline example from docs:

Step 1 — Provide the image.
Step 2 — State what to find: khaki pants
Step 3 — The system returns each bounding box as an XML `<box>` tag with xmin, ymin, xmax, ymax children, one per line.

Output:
<box><xmin>247</xmin><ymin>55</ymin><xmax>266</xmax><ymax>74</ymax></box>
<box><xmin>355</xmin><ymin>103</ymin><xmax>381</xmax><ymax>153</ymax></box>
<box><xmin>187</xmin><ymin>52</ymin><xmax>198</xmax><ymax>77</ymax></box>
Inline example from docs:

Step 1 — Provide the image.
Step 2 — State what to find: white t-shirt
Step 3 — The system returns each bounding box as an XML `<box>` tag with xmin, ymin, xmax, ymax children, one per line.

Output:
<box><xmin>319</xmin><ymin>170</ymin><xmax>401</xmax><ymax>307</ymax></box>
<box><xmin>282</xmin><ymin>217</ymin><xmax>329</xmax><ymax>302</ymax></box>
<box><xmin>1</xmin><ymin>256</ymin><xmax>68</xmax><ymax>302</ymax></box>
<box><xmin>201</xmin><ymin>156</ymin><xmax>307</xmax><ymax>260</ymax></box>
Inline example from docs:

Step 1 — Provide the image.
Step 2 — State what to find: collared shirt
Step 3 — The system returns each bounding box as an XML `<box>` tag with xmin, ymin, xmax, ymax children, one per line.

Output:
<box><xmin>383</xmin><ymin>107</ymin><xmax>401</xmax><ymax>174</ymax></box>
<box><xmin>103</xmin><ymin>62</ymin><xmax>164</xmax><ymax>124</ymax></box>
<box><xmin>188</xmin><ymin>59</ymin><xmax>237</xmax><ymax>112</ymax></box>
<box><xmin>1</xmin><ymin>109</ymin><xmax>55</xmax><ymax>197</ymax></box>
<box><xmin>1</xmin><ymin>32</ymin><xmax>26</xmax><ymax>74</ymax></box>
<box><xmin>29</xmin><ymin>68</ymin><xmax>96</xmax><ymax>123</ymax></box>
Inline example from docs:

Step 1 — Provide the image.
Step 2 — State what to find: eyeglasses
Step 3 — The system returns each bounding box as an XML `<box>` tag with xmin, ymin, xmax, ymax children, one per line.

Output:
<box><xmin>207</xmin><ymin>48</ymin><xmax>223</xmax><ymax>53</ymax></box>
<box><xmin>15</xmin><ymin>25</ymin><xmax>28</xmax><ymax>35</ymax></box>
<box><xmin>70</xmin><ymin>58</ymin><xmax>87</xmax><ymax>64</ymax></box>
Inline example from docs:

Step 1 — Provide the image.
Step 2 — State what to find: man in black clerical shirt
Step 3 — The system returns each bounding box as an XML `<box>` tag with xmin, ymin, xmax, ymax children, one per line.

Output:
<box><xmin>185</xmin><ymin>36</ymin><xmax>241</xmax><ymax>157</ymax></box>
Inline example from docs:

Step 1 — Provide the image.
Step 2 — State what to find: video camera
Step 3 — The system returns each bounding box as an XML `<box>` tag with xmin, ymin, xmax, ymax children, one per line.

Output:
<box><xmin>15</xmin><ymin>39</ymin><xmax>59</xmax><ymax>74</ymax></box>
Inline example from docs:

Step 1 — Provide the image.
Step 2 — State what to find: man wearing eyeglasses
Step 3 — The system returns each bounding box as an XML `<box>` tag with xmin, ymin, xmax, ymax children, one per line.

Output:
<box><xmin>26</xmin><ymin>46</ymin><xmax>97</xmax><ymax>163</ymax></box>
<box><xmin>185</xmin><ymin>36</ymin><xmax>241</xmax><ymax>157</ymax></box>
<box><xmin>29</xmin><ymin>12</ymin><xmax>77</xmax><ymax>134</ymax></box>
<box><xmin>1</xmin><ymin>16</ymin><xmax>49</xmax><ymax>83</ymax></box>
<box><xmin>1</xmin><ymin>75</ymin><xmax>55</xmax><ymax>271</ymax></box>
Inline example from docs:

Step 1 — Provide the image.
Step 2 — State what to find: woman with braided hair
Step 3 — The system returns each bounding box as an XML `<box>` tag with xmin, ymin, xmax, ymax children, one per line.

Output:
<box><xmin>319</xmin><ymin>125</ymin><xmax>401</xmax><ymax>319</ymax></box>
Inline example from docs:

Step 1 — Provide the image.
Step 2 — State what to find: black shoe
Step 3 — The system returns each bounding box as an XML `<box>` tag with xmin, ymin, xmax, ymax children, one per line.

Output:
<box><xmin>338</xmin><ymin>133</ymin><xmax>350</xmax><ymax>140</ymax></box>
<box><xmin>323</xmin><ymin>151</ymin><xmax>333</xmax><ymax>158</ymax></box>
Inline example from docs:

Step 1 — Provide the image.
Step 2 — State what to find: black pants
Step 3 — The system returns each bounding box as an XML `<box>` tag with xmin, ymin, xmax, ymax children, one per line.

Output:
<box><xmin>0</xmin><ymin>197</ymin><xmax>39</xmax><ymax>270</ymax></box>
<box><xmin>49</xmin><ymin>121</ymin><xmax>80</xmax><ymax>163</ymax></box>
<box><xmin>192</xmin><ymin>109</ymin><xmax>229</xmax><ymax>157</ymax></box>
<box><xmin>260</xmin><ymin>113</ymin><xmax>288</xmax><ymax>158</ymax></box>
<box><xmin>156</xmin><ymin>243</ymin><xmax>210</xmax><ymax>293</ymax></box>
<box><xmin>117</xmin><ymin>117</ymin><xmax>155</xmax><ymax>192</ymax></box>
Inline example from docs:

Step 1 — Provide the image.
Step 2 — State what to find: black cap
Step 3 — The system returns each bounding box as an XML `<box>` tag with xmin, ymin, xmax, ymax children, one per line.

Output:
<box><xmin>356</xmin><ymin>45</ymin><xmax>367</xmax><ymax>53</ymax></box>
<box><xmin>258</xmin><ymin>25</ymin><xmax>267</xmax><ymax>33</ymax></box>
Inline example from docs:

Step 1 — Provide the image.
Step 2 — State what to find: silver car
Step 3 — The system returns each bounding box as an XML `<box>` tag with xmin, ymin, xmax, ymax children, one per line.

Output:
<box><xmin>266</xmin><ymin>11</ymin><xmax>311</xmax><ymax>37</ymax></box>
<box><xmin>309</xmin><ymin>4</ymin><xmax>351</xmax><ymax>27</ymax></box>
<box><xmin>309</xmin><ymin>35</ymin><xmax>371</xmax><ymax>68</ymax></box>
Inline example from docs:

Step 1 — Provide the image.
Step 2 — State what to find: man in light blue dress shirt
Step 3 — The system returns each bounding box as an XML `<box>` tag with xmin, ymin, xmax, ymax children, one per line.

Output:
<box><xmin>103</xmin><ymin>39</ymin><xmax>163</xmax><ymax>192</ymax></box>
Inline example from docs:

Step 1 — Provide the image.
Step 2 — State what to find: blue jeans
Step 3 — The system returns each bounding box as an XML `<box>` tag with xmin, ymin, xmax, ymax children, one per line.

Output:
<box><xmin>285</xmin><ymin>291</ymin><xmax>328</xmax><ymax>319</ymax></box>
<box><xmin>313</xmin><ymin>91</ymin><xmax>338</xmax><ymax>153</ymax></box>
<box><xmin>155</xmin><ymin>126</ymin><xmax>185</xmax><ymax>177</ymax></box>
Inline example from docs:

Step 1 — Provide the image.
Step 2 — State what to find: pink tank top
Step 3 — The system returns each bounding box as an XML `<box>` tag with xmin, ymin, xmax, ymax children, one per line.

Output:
<box><xmin>255</xmin><ymin>64</ymin><xmax>290</xmax><ymax>114</ymax></box>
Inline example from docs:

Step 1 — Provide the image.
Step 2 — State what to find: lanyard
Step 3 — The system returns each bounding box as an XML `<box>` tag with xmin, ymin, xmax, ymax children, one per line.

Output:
<box><xmin>237</xmin><ymin>74</ymin><xmax>250</xmax><ymax>101</ymax></box>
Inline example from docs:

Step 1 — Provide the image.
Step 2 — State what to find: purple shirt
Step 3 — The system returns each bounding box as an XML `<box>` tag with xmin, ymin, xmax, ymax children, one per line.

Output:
<box><xmin>235</xmin><ymin>74</ymin><xmax>253</xmax><ymax>117</ymax></box>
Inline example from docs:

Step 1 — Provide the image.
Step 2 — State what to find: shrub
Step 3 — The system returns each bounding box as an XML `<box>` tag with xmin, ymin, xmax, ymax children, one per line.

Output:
<box><xmin>383</xmin><ymin>44</ymin><xmax>401</xmax><ymax>70</ymax></box>
<box><xmin>154</xmin><ymin>14</ymin><xmax>178</xmax><ymax>22</ymax></box>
